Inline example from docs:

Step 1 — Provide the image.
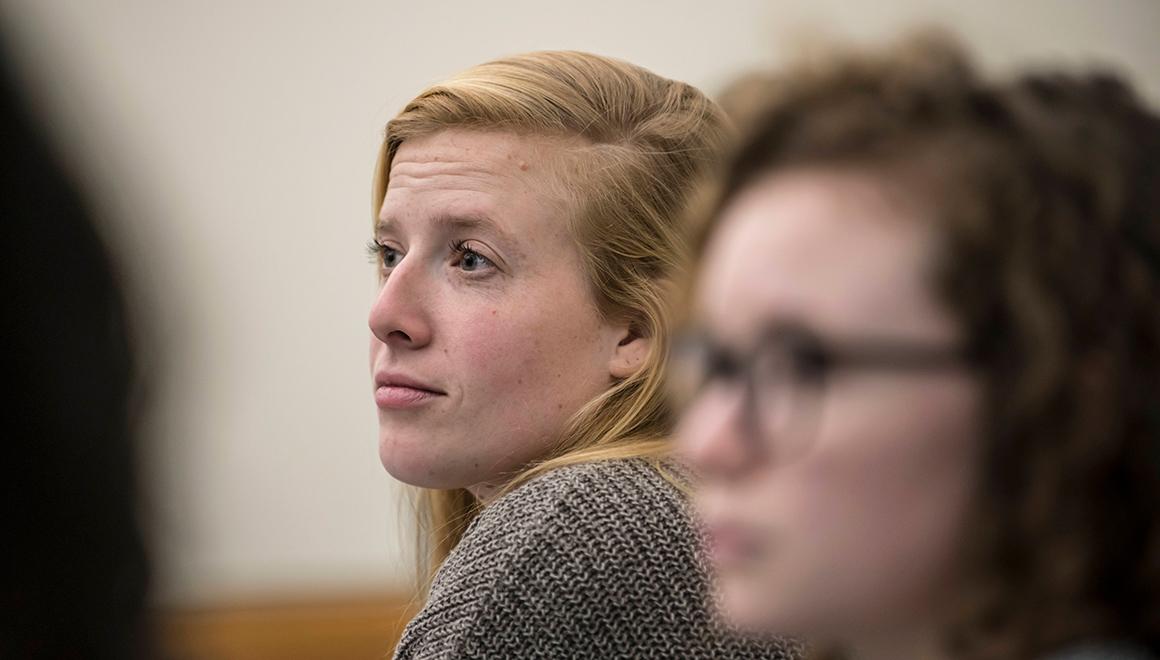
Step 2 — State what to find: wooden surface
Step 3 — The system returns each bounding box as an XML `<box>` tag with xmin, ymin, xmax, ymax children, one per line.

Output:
<box><xmin>158</xmin><ymin>593</ymin><xmax>421</xmax><ymax>660</ymax></box>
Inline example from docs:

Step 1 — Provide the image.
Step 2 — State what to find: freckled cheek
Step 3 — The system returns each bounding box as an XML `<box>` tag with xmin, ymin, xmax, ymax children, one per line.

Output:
<box><xmin>451</xmin><ymin>314</ymin><xmax>542</xmax><ymax>394</ymax></box>
<box><xmin>451</xmin><ymin>308</ymin><xmax>595</xmax><ymax>409</ymax></box>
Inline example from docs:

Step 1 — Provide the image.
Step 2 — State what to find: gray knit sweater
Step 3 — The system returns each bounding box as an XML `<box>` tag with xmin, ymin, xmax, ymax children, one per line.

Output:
<box><xmin>393</xmin><ymin>458</ymin><xmax>799</xmax><ymax>659</ymax></box>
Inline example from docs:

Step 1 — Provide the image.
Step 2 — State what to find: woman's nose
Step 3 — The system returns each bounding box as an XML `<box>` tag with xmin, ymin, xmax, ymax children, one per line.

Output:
<box><xmin>368</xmin><ymin>261</ymin><xmax>433</xmax><ymax>349</ymax></box>
<box><xmin>676</xmin><ymin>387</ymin><xmax>753</xmax><ymax>479</ymax></box>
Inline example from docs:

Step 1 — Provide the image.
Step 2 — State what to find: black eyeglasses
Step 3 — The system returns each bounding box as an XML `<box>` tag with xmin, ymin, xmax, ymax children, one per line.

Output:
<box><xmin>670</xmin><ymin>323</ymin><xmax>970</xmax><ymax>463</ymax></box>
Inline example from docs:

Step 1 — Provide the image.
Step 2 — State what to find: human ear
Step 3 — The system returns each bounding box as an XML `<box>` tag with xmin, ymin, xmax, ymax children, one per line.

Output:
<box><xmin>608</xmin><ymin>324</ymin><xmax>651</xmax><ymax>379</ymax></box>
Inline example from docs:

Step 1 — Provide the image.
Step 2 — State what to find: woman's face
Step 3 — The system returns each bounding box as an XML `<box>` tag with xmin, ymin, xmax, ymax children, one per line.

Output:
<box><xmin>369</xmin><ymin>129</ymin><xmax>642</xmax><ymax>497</ymax></box>
<box><xmin>678</xmin><ymin>168</ymin><xmax>981</xmax><ymax>640</ymax></box>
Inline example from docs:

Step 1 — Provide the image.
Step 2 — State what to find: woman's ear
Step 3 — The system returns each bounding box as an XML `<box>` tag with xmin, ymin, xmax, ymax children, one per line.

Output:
<box><xmin>609</xmin><ymin>324</ymin><xmax>651</xmax><ymax>379</ymax></box>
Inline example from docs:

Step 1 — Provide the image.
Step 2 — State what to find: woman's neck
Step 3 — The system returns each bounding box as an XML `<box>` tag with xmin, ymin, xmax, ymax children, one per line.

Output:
<box><xmin>845</xmin><ymin>624</ymin><xmax>949</xmax><ymax>660</ymax></box>
<box><xmin>467</xmin><ymin>481</ymin><xmax>499</xmax><ymax>504</ymax></box>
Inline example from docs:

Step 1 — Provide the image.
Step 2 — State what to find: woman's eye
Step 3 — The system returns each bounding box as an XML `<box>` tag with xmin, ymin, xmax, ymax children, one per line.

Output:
<box><xmin>460</xmin><ymin>251</ymin><xmax>491</xmax><ymax>271</ymax></box>
<box><xmin>366</xmin><ymin>240</ymin><xmax>403</xmax><ymax>269</ymax></box>
<box><xmin>383</xmin><ymin>247</ymin><xmax>403</xmax><ymax>267</ymax></box>
<box><xmin>451</xmin><ymin>241</ymin><xmax>496</xmax><ymax>273</ymax></box>
<box><xmin>789</xmin><ymin>346</ymin><xmax>830</xmax><ymax>384</ymax></box>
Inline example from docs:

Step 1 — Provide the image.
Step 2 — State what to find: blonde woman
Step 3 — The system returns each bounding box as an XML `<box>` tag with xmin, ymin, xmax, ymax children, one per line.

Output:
<box><xmin>367</xmin><ymin>51</ymin><xmax>797</xmax><ymax>658</ymax></box>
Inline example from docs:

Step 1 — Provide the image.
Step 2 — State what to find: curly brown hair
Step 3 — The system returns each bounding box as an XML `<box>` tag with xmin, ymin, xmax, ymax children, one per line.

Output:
<box><xmin>692</xmin><ymin>32</ymin><xmax>1160</xmax><ymax>660</ymax></box>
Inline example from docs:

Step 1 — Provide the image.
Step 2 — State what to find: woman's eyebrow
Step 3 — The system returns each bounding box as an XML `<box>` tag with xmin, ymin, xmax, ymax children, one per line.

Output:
<box><xmin>433</xmin><ymin>213</ymin><xmax>515</xmax><ymax>243</ymax></box>
<box><xmin>375</xmin><ymin>213</ymin><xmax>514</xmax><ymax>244</ymax></box>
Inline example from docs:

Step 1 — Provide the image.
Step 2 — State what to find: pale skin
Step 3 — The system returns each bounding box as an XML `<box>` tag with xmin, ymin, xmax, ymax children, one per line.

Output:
<box><xmin>677</xmin><ymin>167</ymin><xmax>981</xmax><ymax>660</ymax></box>
<box><xmin>369</xmin><ymin>129</ymin><xmax>648</xmax><ymax>501</ymax></box>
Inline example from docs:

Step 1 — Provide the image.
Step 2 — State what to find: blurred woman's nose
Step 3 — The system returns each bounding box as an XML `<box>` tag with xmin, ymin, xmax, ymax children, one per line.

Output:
<box><xmin>676</xmin><ymin>389</ymin><xmax>753</xmax><ymax>479</ymax></box>
<box><xmin>368</xmin><ymin>260</ymin><xmax>433</xmax><ymax>349</ymax></box>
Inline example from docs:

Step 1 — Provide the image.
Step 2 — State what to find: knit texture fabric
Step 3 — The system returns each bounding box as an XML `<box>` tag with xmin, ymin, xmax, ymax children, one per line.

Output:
<box><xmin>393</xmin><ymin>458</ymin><xmax>800</xmax><ymax>659</ymax></box>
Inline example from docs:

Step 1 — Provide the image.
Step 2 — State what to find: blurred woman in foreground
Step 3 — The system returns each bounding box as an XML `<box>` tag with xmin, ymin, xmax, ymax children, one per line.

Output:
<box><xmin>676</xmin><ymin>34</ymin><xmax>1160</xmax><ymax>660</ymax></box>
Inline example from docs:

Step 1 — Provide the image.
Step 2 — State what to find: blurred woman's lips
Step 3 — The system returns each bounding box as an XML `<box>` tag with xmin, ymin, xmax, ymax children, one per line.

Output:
<box><xmin>373</xmin><ymin>371</ymin><xmax>445</xmax><ymax>410</ymax></box>
<box><xmin>704</xmin><ymin>522</ymin><xmax>765</xmax><ymax>568</ymax></box>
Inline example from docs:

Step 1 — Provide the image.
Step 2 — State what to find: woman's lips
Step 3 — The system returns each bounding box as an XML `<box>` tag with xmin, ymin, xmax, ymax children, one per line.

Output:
<box><xmin>372</xmin><ymin>370</ymin><xmax>445</xmax><ymax>409</ymax></box>
<box><xmin>704</xmin><ymin>522</ymin><xmax>766</xmax><ymax>568</ymax></box>
<box><xmin>374</xmin><ymin>385</ymin><xmax>443</xmax><ymax>410</ymax></box>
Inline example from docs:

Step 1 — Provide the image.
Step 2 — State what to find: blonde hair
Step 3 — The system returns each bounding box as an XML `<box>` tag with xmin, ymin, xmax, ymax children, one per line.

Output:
<box><xmin>371</xmin><ymin>51</ymin><xmax>729</xmax><ymax>584</ymax></box>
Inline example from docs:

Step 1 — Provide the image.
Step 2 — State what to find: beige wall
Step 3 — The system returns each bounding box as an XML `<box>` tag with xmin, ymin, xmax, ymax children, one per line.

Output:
<box><xmin>2</xmin><ymin>0</ymin><xmax>1156</xmax><ymax>607</ymax></box>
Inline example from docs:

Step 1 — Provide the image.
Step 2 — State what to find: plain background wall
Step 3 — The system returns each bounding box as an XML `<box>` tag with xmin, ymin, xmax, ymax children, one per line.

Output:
<box><xmin>0</xmin><ymin>0</ymin><xmax>1156</xmax><ymax>607</ymax></box>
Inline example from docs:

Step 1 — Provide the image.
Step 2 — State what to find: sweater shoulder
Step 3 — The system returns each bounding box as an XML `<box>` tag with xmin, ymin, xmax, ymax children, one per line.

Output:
<box><xmin>393</xmin><ymin>458</ymin><xmax>797</xmax><ymax>659</ymax></box>
<box><xmin>427</xmin><ymin>458</ymin><xmax>697</xmax><ymax>601</ymax></box>
<box><xmin>472</xmin><ymin>457</ymin><xmax>691</xmax><ymax>543</ymax></box>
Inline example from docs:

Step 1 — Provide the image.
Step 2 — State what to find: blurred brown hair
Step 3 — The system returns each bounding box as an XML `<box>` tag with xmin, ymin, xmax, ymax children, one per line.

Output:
<box><xmin>690</xmin><ymin>31</ymin><xmax>1160</xmax><ymax>660</ymax></box>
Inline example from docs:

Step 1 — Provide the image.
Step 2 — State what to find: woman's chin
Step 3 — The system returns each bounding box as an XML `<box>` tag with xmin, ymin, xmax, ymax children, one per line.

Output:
<box><xmin>378</xmin><ymin>436</ymin><xmax>474</xmax><ymax>489</ymax></box>
<box><xmin>718</xmin><ymin>579</ymin><xmax>796</xmax><ymax>637</ymax></box>
<box><xmin>380</xmin><ymin>438</ymin><xmax>439</xmax><ymax>486</ymax></box>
